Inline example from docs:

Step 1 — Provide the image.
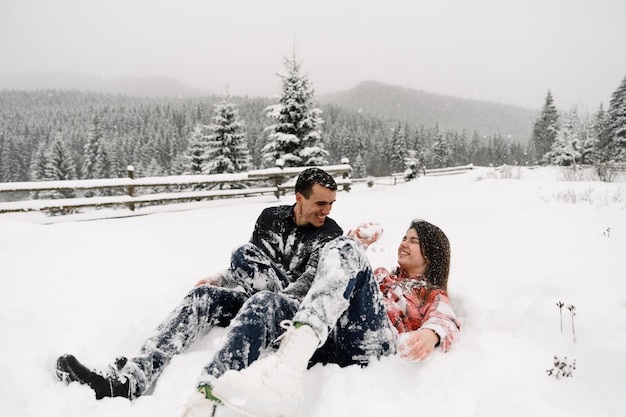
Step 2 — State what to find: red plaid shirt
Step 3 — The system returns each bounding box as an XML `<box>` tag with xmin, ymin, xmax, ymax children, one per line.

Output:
<box><xmin>375</xmin><ymin>267</ymin><xmax>461</xmax><ymax>352</ymax></box>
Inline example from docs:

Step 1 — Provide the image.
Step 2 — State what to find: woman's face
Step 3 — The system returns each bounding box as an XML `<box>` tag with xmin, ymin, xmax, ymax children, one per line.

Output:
<box><xmin>397</xmin><ymin>228</ymin><xmax>428</xmax><ymax>277</ymax></box>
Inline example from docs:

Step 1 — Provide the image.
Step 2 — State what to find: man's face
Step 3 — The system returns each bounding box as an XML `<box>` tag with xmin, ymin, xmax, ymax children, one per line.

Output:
<box><xmin>295</xmin><ymin>184</ymin><xmax>337</xmax><ymax>227</ymax></box>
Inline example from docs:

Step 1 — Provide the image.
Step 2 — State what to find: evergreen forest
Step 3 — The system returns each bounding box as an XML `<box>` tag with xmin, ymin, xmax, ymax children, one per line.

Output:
<box><xmin>0</xmin><ymin>89</ymin><xmax>534</xmax><ymax>183</ymax></box>
<box><xmin>1</xmin><ymin>56</ymin><xmax>624</xmax><ymax>186</ymax></box>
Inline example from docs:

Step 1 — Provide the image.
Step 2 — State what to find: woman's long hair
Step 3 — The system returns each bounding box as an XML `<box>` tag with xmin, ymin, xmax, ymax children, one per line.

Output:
<box><xmin>410</xmin><ymin>219</ymin><xmax>451</xmax><ymax>291</ymax></box>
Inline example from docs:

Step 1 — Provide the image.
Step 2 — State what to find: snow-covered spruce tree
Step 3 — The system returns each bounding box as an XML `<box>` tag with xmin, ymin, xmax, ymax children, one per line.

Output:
<box><xmin>593</xmin><ymin>105</ymin><xmax>611</xmax><ymax>161</ymax></box>
<box><xmin>578</xmin><ymin>112</ymin><xmax>598</xmax><ymax>166</ymax></box>
<box><xmin>403</xmin><ymin>150</ymin><xmax>420</xmax><ymax>180</ymax></box>
<box><xmin>203</xmin><ymin>97</ymin><xmax>250</xmax><ymax>180</ymax></box>
<box><xmin>532</xmin><ymin>91</ymin><xmax>560</xmax><ymax>164</ymax></box>
<box><xmin>183</xmin><ymin>124</ymin><xmax>211</xmax><ymax>176</ymax></box>
<box><xmin>0</xmin><ymin>135</ymin><xmax>30</xmax><ymax>182</ymax></box>
<box><xmin>407</xmin><ymin>125</ymin><xmax>428</xmax><ymax>171</ymax></box>
<box><xmin>389</xmin><ymin>121</ymin><xmax>407</xmax><ymax>173</ymax></box>
<box><xmin>605</xmin><ymin>74</ymin><xmax>626</xmax><ymax>162</ymax></box>
<box><xmin>41</xmin><ymin>135</ymin><xmax>78</xmax><ymax>214</ymax></box>
<box><xmin>591</xmin><ymin>105</ymin><xmax>619</xmax><ymax>181</ymax></box>
<box><xmin>547</xmin><ymin>108</ymin><xmax>582</xmax><ymax>167</ymax></box>
<box><xmin>262</xmin><ymin>48</ymin><xmax>327</xmax><ymax>167</ymax></box>
<box><xmin>82</xmin><ymin>115</ymin><xmax>111</xmax><ymax>196</ymax></box>
<box><xmin>430</xmin><ymin>125</ymin><xmax>452</xmax><ymax>168</ymax></box>
<box><xmin>44</xmin><ymin>135</ymin><xmax>77</xmax><ymax>187</ymax></box>
<box><xmin>30</xmin><ymin>142</ymin><xmax>48</xmax><ymax>182</ymax></box>
<box><xmin>352</xmin><ymin>153</ymin><xmax>368</xmax><ymax>179</ymax></box>
<box><xmin>82</xmin><ymin>115</ymin><xmax>103</xmax><ymax>179</ymax></box>
<box><xmin>29</xmin><ymin>141</ymin><xmax>49</xmax><ymax>199</ymax></box>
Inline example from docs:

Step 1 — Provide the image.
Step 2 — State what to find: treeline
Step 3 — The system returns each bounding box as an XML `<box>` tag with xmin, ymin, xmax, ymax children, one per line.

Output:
<box><xmin>0</xmin><ymin>89</ymin><xmax>531</xmax><ymax>184</ymax></box>
<box><xmin>530</xmin><ymin>73</ymin><xmax>626</xmax><ymax>180</ymax></box>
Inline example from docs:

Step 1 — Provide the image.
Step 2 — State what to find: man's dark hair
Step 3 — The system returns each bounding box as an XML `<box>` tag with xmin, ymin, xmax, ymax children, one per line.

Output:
<box><xmin>295</xmin><ymin>168</ymin><xmax>337</xmax><ymax>198</ymax></box>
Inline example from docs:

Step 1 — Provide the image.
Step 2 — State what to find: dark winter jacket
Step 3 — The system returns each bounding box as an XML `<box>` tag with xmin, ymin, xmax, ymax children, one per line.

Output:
<box><xmin>243</xmin><ymin>204</ymin><xmax>343</xmax><ymax>300</ymax></box>
<box><xmin>376</xmin><ymin>267</ymin><xmax>461</xmax><ymax>352</ymax></box>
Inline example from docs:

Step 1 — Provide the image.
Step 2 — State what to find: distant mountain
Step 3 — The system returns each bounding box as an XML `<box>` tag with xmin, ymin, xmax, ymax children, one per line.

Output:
<box><xmin>0</xmin><ymin>71</ymin><xmax>210</xmax><ymax>98</ymax></box>
<box><xmin>1</xmin><ymin>73</ymin><xmax>538</xmax><ymax>142</ymax></box>
<box><xmin>319</xmin><ymin>80</ymin><xmax>538</xmax><ymax>142</ymax></box>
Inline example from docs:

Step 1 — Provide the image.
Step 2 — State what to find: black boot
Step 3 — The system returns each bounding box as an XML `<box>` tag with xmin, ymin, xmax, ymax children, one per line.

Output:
<box><xmin>56</xmin><ymin>354</ymin><xmax>135</xmax><ymax>399</ymax></box>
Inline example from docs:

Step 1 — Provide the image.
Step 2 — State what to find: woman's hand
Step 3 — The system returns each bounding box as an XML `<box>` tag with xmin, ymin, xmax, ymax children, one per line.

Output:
<box><xmin>347</xmin><ymin>222</ymin><xmax>383</xmax><ymax>248</ymax></box>
<box><xmin>398</xmin><ymin>329</ymin><xmax>440</xmax><ymax>362</ymax></box>
<box><xmin>194</xmin><ymin>274</ymin><xmax>222</xmax><ymax>287</ymax></box>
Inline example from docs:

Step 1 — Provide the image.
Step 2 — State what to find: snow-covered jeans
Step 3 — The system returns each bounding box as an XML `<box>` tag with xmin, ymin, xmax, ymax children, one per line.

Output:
<box><xmin>197</xmin><ymin>236</ymin><xmax>396</xmax><ymax>387</ymax></box>
<box><xmin>122</xmin><ymin>243</ymin><xmax>292</xmax><ymax>397</ymax></box>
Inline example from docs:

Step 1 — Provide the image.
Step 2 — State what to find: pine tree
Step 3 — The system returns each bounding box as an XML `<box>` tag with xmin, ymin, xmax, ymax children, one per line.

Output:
<box><xmin>451</xmin><ymin>130</ymin><xmax>470</xmax><ymax>165</ymax></box>
<box><xmin>592</xmin><ymin>105</ymin><xmax>612</xmax><ymax>163</ymax></box>
<box><xmin>83</xmin><ymin>115</ymin><xmax>103</xmax><ymax>179</ymax></box>
<box><xmin>592</xmin><ymin>104</ymin><xmax>619</xmax><ymax>181</ymax></box>
<box><xmin>30</xmin><ymin>142</ymin><xmax>49</xmax><ymax>182</ymax></box>
<box><xmin>183</xmin><ymin>124</ymin><xmax>211</xmax><ymax>175</ymax></box>
<box><xmin>605</xmin><ymin>74</ymin><xmax>626</xmax><ymax>161</ymax></box>
<box><xmin>468</xmin><ymin>131</ymin><xmax>482</xmax><ymax>165</ymax></box>
<box><xmin>27</xmin><ymin>141</ymin><xmax>49</xmax><ymax>199</ymax></box>
<box><xmin>577</xmin><ymin>112</ymin><xmax>597</xmax><ymax>165</ymax></box>
<box><xmin>430</xmin><ymin>125</ymin><xmax>451</xmax><ymax>168</ymax></box>
<box><xmin>45</xmin><ymin>137</ymin><xmax>77</xmax><ymax>183</ymax></box>
<box><xmin>82</xmin><ymin>115</ymin><xmax>111</xmax><ymax>196</ymax></box>
<box><xmin>389</xmin><ymin>121</ymin><xmax>407</xmax><ymax>173</ymax></box>
<box><xmin>203</xmin><ymin>97</ymin><xmax>250</xmax><ymax>176</ymax></box>
<box><xmin>547</xmin><ymin>108</ymin><xmax>582</xmax><ymax>166</ymax></box>
<box><xmin>0</xmin><ymin>135</ymin><xmax>31</xmax><ymax>182</ymax></box>
<box><xmin>262</xmin><ymin>47</ymin><xmax>327</xmax><ymax>167</ymax></box>
<box><xmin>42</xmin><ymin>134</ymin><xmax>77</xmax><ymax>203</ymax></box>
<box><xmin>407</xmin><ymin>125</ymin><xmax>427</xmax><ymax>170</ymax></box>
<box><xmin>532</xmin><ymin>91</ymin><xmax>560</xmax><ymax>164</ymax></box>
<box><xmin>352</xmin><ymin>153</ymin><xmax>368</xmax><ymax>178</ymax></box>
<box><xmin>403</xmin><ymin>150</ymin><xmax>421</xmax><ymax>180</ymax></box>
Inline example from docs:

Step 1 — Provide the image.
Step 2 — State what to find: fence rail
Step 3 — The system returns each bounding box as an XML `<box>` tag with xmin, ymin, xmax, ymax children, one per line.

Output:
<box><xmin>423</xmin><ymin>164</ymin><xmax>474</xmax><ymax>176</ymax></box>
<box><xmin>0</xmin><ymin>164</ymin><xmax>352</xmax><ymax>214</ymax></box>
<box><xmin>385</xmin><ymin>164</ymin><xmax>475</xmax><ymax>184</ymax></box>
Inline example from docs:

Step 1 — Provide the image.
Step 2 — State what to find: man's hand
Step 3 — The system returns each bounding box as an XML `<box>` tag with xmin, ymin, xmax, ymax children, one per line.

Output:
<box><xmin>398</xmin><ymin>329</ymin><xmax>440</xmax><ymax>362</ymax></box>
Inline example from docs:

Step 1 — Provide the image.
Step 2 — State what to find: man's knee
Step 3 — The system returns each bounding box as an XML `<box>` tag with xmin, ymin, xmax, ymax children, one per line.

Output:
<box><xmin>231</xmin><ymin>243</ymin><xmax>263</xmax><ymax>260</ymax></box>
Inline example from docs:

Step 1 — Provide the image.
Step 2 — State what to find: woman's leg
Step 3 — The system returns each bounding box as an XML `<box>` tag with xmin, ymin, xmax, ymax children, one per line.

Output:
<box><xmin>209</xmin><ymin>237</ymin><xmax>395</xmax><ymax>417</ymax></box>
<box><xmin>197</xmin><ymin>291</ymin><xmax>299</xmax><ymax>386</ymax></box>
<box><xmin>294</xmin><ymin>237</ymin><xmax>396</xmax><ymax>367</ymax></box>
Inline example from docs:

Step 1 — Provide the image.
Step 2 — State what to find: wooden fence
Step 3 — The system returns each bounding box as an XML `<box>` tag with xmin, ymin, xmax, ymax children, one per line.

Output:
<box><xmin>423</xmin><ymin>164</ymin><xmax>474</xmax><ymax>176</ymax></box>
<box><xmin>384</xmin><ymin>164</ymin><xmax>474</xmax><ymax>185</ymax></box>
<box><xmin>0</xmin><ymin>164</ymin><xmax>352</xmax><ymax>214</ymax></box>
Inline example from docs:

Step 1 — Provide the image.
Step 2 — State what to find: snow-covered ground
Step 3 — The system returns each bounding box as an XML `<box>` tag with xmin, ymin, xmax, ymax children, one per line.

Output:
<box><xmin>1</xmin><ymin>166</ymin><xmax>625</xmax><ymax>417</ymax></box>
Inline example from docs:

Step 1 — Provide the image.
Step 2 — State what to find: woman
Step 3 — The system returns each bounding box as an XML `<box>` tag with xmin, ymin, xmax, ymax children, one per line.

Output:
<box><xmin>185</xmin><ymin>219</ymin><xmax>461</xmax><ymax>417</ymax></box>
<box><xmin>374</xmin><ymin>219</ymin><xmax>460</xmax><ymax>360</ymax></box>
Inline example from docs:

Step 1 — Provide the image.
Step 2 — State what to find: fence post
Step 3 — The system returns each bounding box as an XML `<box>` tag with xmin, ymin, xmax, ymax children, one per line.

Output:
<box><xmin>274</xmin><ymin>159</ymin><xmax>285</xmax><ymax>199</ymax></box>
<box><xmin>341</xmin><ymin>157</ymin><xmax>351</xmax><ymax>191</ymax></box>
<box><xmin>127</xmin><ymin>165</ymin><xmax>135</xmax><ymax>211</ymax></box>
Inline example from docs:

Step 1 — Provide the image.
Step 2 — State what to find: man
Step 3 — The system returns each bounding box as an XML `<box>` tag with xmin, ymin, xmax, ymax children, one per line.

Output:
<box><xmin>55</xmin><ymin>167</ymin><xmax>343</xmax><ymax>400</ymax></box>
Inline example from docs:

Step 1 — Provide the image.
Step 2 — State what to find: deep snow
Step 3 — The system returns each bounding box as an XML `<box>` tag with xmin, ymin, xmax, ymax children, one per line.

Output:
<box><xmin>1</xmin><ymin>166</ymin><xmax>625</xmax><ymax>417</ymax></box>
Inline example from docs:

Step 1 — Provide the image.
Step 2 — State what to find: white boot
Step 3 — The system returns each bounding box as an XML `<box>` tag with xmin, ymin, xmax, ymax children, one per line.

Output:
<box><xmin>212</xmin><ymin>321</ymin><xmax>319</xmax><ymax>417</ymax></box>
<box><xmin>176</xmin><ymin>391</ymin><xmax>220</xmax><ymax>417</ymax></box>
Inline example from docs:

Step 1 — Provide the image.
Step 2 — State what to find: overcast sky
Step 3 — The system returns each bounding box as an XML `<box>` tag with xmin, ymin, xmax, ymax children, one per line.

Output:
<box><xmin>1</xmin><ymin>0</ymin><xmax>625</xmax><ymax>110</ymax></box>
